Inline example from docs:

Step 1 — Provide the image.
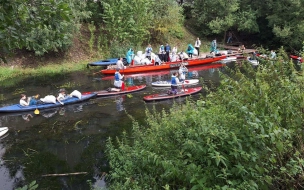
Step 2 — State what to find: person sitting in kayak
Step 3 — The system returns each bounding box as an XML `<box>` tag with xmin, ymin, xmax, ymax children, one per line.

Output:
<box><xmin>168</xmin><ymin>72</ymin><xmax>180</xmax><ymax>95</ymax></box>
<box><xmin>116</xmin><ymin>57</ymin><xmax>125</xmax><ymax>70</ymax></box>
<box><xmin>107</xmin><ymin>68</ymin><xmax>125</xmax><ymax>92</ymax></box>
<box><xmin>179</xmin><ymin>64</ymin><xmax>188</xmax><ymax>82</ymax></box>
<box><xmin>20</xmin><ymin>94</ymin><xmax>40</xmax><ymax>106</ymax></box>
<box><xmin>57</xmin><ymin>88</ymin><xmax>69</xmax><ymax>105</ymax></box>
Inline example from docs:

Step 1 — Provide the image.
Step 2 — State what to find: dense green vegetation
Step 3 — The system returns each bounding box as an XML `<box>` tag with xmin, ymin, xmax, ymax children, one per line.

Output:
<box><xmin>106</xmin><ymin>55</ymin><xmax>304</xmax><ymax>189</ymax></box>
<box><xmin>185</xmin><ymin>0</ymin><xmax>304</xmax><ymax>50</ymax></box>
<box><xmin>2</xmin><ymin>0</ymin><xmax>304</xmax><ymax>62</ymax></box>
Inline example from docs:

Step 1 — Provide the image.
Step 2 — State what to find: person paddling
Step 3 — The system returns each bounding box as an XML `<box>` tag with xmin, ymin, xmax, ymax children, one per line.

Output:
<box><xmin>107</xmin><ymin>68</ymin><xmax>125</xmax><ymax>92</ymax></box>
<box><xmin>169</xmin><ymin>72</ymin><xmax>180</xmax><ymax>95</ymax></box>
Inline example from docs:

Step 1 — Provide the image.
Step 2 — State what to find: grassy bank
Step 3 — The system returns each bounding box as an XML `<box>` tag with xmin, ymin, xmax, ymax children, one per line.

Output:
<box><xmin>0</xmin><ymin>60</ymin><xmax>92</xmax><ymax>88</ymax></box>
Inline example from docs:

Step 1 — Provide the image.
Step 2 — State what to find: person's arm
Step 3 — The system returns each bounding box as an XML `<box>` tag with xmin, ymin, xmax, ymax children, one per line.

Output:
<box><xmin>119</xmin><ymin>73</ymin><xmax>124</xmax><ymax>80</ymax></box>
<box><xmin>57</xmin><ymin>94</ymin><xmax>64</xmax><ymax>105</ymax></box>
<box><xmin>20</xmin><ymin>99</ymin><xmax>29</xmax><ymax>106</ymax></box>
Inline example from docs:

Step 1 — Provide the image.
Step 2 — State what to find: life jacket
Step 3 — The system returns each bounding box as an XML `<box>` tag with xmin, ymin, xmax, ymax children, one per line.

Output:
<box><xmin>165</xmin><ymin>45</ymin><xmax>170</xmax><ymax>52</ymax></box>
<box><xmin>147</xmin><ymin>48</ymin><xmax>152</xmax><ymax>53</ymax></box>
<box><xmin>115</xmin><ymin>72</ymin><xmax>120</xmax><ymax>81</ymax></box>
<box><xmin>171</xmin><ymin>76</ymin><xmax>177</xmax><ymax>85</ymax></box>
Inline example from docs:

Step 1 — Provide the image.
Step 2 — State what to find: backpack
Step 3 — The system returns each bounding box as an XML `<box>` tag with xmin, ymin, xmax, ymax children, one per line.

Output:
<box><xmin>187</xmin><ymin>46</ymin><xmax>191</xmax><ymax>51</ymax></box>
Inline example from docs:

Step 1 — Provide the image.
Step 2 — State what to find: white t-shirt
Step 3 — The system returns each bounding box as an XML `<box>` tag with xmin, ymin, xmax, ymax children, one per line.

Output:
<box><xmin>172</xmin><ymin>47</ymin><xmax>177</xmax><ymax>55</ymax></box>
<box><xmin>20</xmin><ymin>99</ymin><xmax>29</xmax><ymax>106</ymax></box>
<box><xmin>116</xmin><ymin>60</ymin><xmax>124</xmax><ymax>69</ymax></box>
<box><xmin>195</xmin><ymin>40</ymin><xmax>201</xmax><ymax>47</ymax></box>
<box><xmin>57</xmin><ymin>93</ymin><xmax>66</xmax><ymax>101</ymax></box>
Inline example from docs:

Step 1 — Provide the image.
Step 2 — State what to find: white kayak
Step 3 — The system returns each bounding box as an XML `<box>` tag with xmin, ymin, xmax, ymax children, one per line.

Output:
<box><xmin>152</xmin><ymin>79</ymin><xmax>199</xmax><ymax>87</ymax></box>
<box><xmin>0</xmin><ymin>127</ymin><xmax>8</xmax><ymax>137</ymax></box>
<box><xmin>219</xmin><ymin>56</ymin><xmax>237</xmax><ymax>63</ymax></box>
<box><xmin>247</xmin><ymin>57</ymin><xmax>259</xmax><ymax>66</ymax></box>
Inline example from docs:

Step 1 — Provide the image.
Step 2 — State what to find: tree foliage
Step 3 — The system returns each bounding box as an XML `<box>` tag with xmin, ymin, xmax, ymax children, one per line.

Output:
<box><xmin>188</xmin><ymin>0</ymin><xmax>304</xmax><ymax>49</ymax></box>
<box><xmin>101</xmin><ymin>0</ymin><xmax>152</xmax><ymax>46</ymax></box>
<box><xmin>106</xmin><ymin>56</ymin><xmax>304</xmax><ymax>189</ymax></box>
<box><xmin>0</xmin><ymin>0</ymin><xmax>90</xmax><ymax>57</ymax></box>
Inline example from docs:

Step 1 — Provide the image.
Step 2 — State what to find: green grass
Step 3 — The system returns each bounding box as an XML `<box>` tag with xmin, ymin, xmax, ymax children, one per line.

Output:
<box><xmin>0</xmin><ymin>60</ymin><xmax>91</xmax><ymax>88</ymax></box>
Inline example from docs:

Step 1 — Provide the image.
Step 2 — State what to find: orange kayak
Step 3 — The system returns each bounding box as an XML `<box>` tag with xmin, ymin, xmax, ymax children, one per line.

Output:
<box><xmin>101</xmin><ymin>56</ymin><xmax>226</xmax><ymax>75</ymax></box>
<box><xmin>101</xmin><ymin>63</ymin><xmax>224</xmax><ymax>80</ymax></box>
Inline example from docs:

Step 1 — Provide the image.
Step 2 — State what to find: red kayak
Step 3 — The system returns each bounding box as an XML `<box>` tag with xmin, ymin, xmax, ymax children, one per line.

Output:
<box><xmin>101</xmin><ymin>63</ymin><xmax>224</xmax><ymax>80</ymax></box>
<box><xmin>290</xmin><ymin>55</ymin><xmax>302</xmax><ymax>63</ymax></box>
<box><xmin>93</xmin><ymin>85</ymin><xmax>146</xmax><ymax>97</ymax></box>
<box><xmin>143</xmin><ymin>87</ymin><xmax>202</xmax><ymax>101</ymax></box>
<box><xmin>101</xmin><ymin>56</ymin><xmax>226</xmax><ymax>75</ymax></box>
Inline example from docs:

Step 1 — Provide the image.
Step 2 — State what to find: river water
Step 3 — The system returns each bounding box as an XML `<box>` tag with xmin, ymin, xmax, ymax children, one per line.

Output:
<box><xmin>0</xmin><ymin>63</ymin><xmax>225</xmax><ymax>189</ymax></box>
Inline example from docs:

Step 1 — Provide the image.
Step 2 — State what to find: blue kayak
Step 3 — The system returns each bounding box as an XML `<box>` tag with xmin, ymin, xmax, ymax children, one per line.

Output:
<box><xmin>87</xmin><ymin>58</ymin><xmax>118</xmax><ymax>66</ymax></box>
<box><xmin>87</xmin><ymin>58</ymin><xmax>128</xmax><ymax>67</ymax></box>
<box><xmin>0</xmin><ymin>93</ymin><xmax>97</xmax><ymax>113</ymax></box>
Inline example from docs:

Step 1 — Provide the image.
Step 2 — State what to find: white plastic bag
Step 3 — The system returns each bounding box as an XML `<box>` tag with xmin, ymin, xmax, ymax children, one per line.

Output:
<box><xmin>133</xmin><ymin>56</ymin><xmax>141</xmax><ymax>65</ymax></box>
<box><xmin>40</xmin><ymin>95</ymin><xmax>56</xmax><ymax>104</ymax></box>
<box><xmin>70</xmin><ymin>90</ymin><xmax>82</xmax><ymax>99</ymax></box>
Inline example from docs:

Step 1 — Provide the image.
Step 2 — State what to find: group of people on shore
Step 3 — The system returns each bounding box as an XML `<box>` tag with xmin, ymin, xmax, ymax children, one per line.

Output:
<box><xmin>122</xmin><ymin>37</ymin><xmax>203</xmax><ymax>67</ymax></box>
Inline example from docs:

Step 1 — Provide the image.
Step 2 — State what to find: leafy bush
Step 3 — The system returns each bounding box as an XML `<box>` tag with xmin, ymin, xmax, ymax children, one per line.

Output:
<box><xmin>106</xmin><ymin>56</ymin><xmax>304</xmax><ymax>189</ymax></box>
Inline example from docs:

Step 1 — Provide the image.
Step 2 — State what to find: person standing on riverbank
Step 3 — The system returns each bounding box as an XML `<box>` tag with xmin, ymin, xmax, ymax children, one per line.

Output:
<box><xmin>194</xmin><ymin>37</ymin><xmax>201</xmax><ymax>56</ymax></box>
<box><xmin>270</xmin><ymin>50</ymin><xmax>277</xmax><ymax>59</ymax></box>
<box><xmin>227</xmin><ymin>31</ymin><xmax>233</xmax><ymax>43</ymax></box>
<box><xmin>145</xmin><ymin>44</ymin><xmax>153</xmax><ymax>60</ymax></box>
<box><xmin>164</xmin><ymin>43</ymin><xmax>171</xmax><ymax>62</ymax></box>
<box><xmin>126</xmin><ymin>48</ymin><xmax>134</xmax><ymax>65</ymax></box>
<box><xmin>210</xmin><ymin>39</ymin><xmax>217</xmax><ymax>54</ymax></box>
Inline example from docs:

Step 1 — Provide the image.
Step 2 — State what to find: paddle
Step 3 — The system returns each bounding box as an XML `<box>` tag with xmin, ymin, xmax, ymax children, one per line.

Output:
<box><xmin>34</xmin><ymin>108</ymin><xmax>40</xmax><ymax>115</ymax></box>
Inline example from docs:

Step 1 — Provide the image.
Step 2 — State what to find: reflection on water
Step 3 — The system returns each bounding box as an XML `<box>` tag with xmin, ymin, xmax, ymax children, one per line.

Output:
<box><xmin>0</xmin><ymin>64</ymin><xmax>225</xmax><ymax>189</ymax></box>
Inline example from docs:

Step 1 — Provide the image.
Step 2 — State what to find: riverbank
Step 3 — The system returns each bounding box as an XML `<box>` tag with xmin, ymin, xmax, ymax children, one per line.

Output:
<box><xmin>0</xmin><ymin>60</ymin><xmax>92</xmax><ymax>88</ymax></box>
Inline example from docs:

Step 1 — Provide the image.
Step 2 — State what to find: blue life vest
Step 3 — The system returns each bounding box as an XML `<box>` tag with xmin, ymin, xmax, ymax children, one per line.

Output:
<box><xmin>147</xmin><ymin>48</ymin><xmax>152</xmax><ymax>53</ymax></box>
<box><xmin>171</xmin><ymin>76</ymin><xmax>177</xmax><ymax>85</ymax></box>
<box><xmin>115</xmin><ymin>73</ymin><xmax>120</xmax><ymax>81</ymax></box>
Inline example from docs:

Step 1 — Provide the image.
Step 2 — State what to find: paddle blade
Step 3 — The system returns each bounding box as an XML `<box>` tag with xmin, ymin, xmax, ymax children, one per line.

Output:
<box><xmin>34</xmin><ymin>108</ymin><xmax>40</xmax><ymax>115</ymax></box>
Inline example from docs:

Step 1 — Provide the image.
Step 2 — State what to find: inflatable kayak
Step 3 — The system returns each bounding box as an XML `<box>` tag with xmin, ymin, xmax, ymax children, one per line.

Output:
<box><xmin>0</xmin><ymin>127</ymin><xmax>8</xmax><ymax>137</ymax></box>
<box><xmin>93</xmin><ymin>85</ymin><xmax>146</xmax><ymax>97</ymax></box>
<box><xmin>143</xmin><ymin>87</ymin><xmax>202</xmax><ymax>101</ymax></box>
<box><xmin>152</xmin><ymin>79</ymin><xmax>199</xmax><ymax>87</ymax></box>
<box><xmin>101</xmin><ymin>56</ymin><xmax>226</xmax><ymax>75</ymax></box>
<box><xmin>0</xmin><ymin>93</ymin><xmax>97</xmax><ymax>113</ymax></box>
